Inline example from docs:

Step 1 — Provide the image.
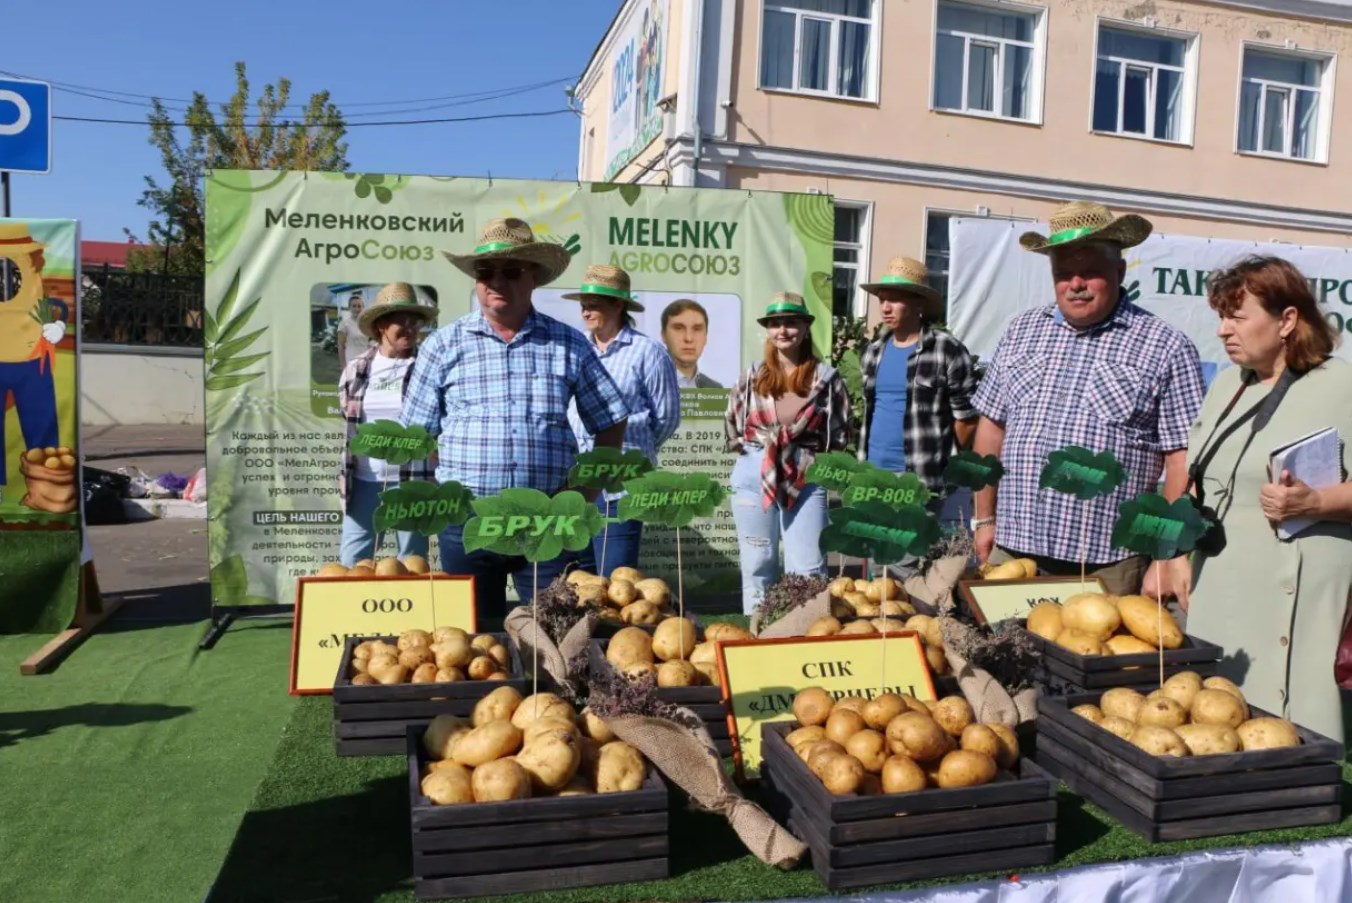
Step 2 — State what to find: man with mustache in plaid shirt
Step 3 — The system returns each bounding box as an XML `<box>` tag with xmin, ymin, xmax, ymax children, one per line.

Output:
<box><xmin>970</xmin><ymin>202</ymin><xmax>1205</xmax><ymax>596</ymax></box>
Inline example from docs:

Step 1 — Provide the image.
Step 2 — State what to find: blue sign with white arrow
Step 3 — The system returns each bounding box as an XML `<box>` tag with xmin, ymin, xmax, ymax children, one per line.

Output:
<box><xmin>0</xmin><ymin>78</ymin><xmax>51</xmax><ymax>174</ymax></box>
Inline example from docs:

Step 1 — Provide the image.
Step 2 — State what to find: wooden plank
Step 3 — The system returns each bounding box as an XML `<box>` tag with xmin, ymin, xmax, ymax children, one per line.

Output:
<box><xmin>827</xmin><ymin>799</ymin><xmax>1059</xmax><ymax>845</ymax></box>
<box><xmin>20</xmin><ymin>570</ymin><xmax>123</xmax><ymax>675</ymax></box>
<box><xmin>336</xmin><ymin>700</ymin><xmax>476</xmax><ymax>721</ymax></box>
<box><xmin>1044</xmin><ymin>656</ymin><xmax>1219</xmax><ymax>690</ymax></box>
<box><xmin>414</xmin><ymin>858</ymin><xmax>668</xmax><ymax>901</ymax></box>
<box><xmin>336</xmin><ymin>736</ymin><xmax>405</xmax><ymax>757</ymax></box>
<box><xmin>415</xmin><ymin>834</ymin><xmax>668</xmax><ymax>876</ymax></box>
<box><xmin>811</xmin><ymin>814</ymin><xmax>1054</xmax><ymax>868</ymax></box>
<box><xmin>1036</xmin><ymin>714</ymin><xmax>1164</xmax><ymax>799</ymax></box>
<box><xmin>414</xmin><ymin>813</ymin><xmax>667</xmax><ymax>854</ymax></box>
<box><xmin>336</xmin><ymin>719</ymin><xmax>420</xmax><ymax>740</ymax></box>
<box><xmin>1028</xmin><ymin>631</ymin><xmax>1222</xmax><ymax>674</ymax></box>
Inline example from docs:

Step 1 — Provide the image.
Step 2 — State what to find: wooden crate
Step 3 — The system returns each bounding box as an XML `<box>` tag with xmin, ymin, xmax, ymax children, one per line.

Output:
<box><xmin>1025</xmin><ymin>631</ymin><xmax>1223</xmax><ymax>691</ymax></box>
<box><xmin>1036</xmin><ymin>692</ymin><xmax>1345</xmax><ymax>841</ymax></box>
<box><xmin>758</xmin><ymin>722</ymin><xmax>1057</xmax><ymax>890</ymax></box>
<box><xmin>407</xmin><ymin>726</ymin><xmax>669</xmax><ymax>899</ymax></box>
<box><xmin>332</xmin><ymin>634</ymin><xmax>529</xmax><ymax>757</ymax></box>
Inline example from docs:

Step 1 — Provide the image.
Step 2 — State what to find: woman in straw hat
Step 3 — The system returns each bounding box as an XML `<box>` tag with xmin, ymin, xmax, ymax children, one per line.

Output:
<box><xmin>724</xmin><ymin>294</ymin><xmax>852</xmax><ymax>613</ymax></box>
<box><xmin>564</xmin><ymin>264</ymin><xmax>681</xmax><ymax>574</ymax></box>
<box><xmin>336</xmin><ymin>282</ymin><xmax>439</xmax><ymax>566</ymax></box>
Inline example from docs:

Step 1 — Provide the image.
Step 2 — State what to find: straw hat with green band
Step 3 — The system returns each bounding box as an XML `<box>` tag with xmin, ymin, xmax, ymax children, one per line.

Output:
<box><xmin>561</xmin><ymin>263</ymin><xmax>645</xmax><ymax>312</ymax></box>
<box><xmin>756</xmin><ymin>292</ymin><xmax>815</xmax><ymax>326</ymax></box>
<box><xmin>860</xmin><ymin>256</ymin><xmax>944</xmax><ymax>319</ymax></box>
<box><xmin>357</xmin><ymin>281</ymin><xmax>438</xmax><ymax>339</ymax></box>
<box><xmin>441</xmin><ymin>217</ymin><xmax>572</xmax><ymax>286</ymax></box>
<box><xmin>1019</xmin><ymin>201</ymin><xmax>1152</xmax><ymax>254</ymax></box>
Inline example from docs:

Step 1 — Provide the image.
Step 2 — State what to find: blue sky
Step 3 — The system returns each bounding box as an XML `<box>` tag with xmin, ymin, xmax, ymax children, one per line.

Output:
<box><xmin>2</xmin><ymin>0</ymin><xmax>619</xmax><ymax>240</ymax></box>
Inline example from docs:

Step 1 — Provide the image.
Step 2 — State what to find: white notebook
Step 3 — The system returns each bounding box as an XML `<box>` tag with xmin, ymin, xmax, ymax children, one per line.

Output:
<box><xmin>1270</xmin><ymin>428</ymin><xmax>1343</xmax><ymax>539</ymax></box>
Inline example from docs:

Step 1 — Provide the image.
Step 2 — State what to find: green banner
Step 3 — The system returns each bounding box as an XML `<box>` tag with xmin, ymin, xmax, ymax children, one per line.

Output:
<box><xmin>204</xmin><ymin>172</ymin><xmax>834</xmax><ymax>607</ymax></box>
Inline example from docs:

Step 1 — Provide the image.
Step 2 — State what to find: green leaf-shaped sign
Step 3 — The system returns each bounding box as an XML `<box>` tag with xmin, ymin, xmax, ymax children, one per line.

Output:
<box><xmin>1111</xmin><ymin>493</ymin><xmax>1209</xmax><ymax>561</ymax></box>
<box><xmin>615</xmin><ymin>470</ymin><xmax>727</xmax><ymax>528</ymax></box>
<box><xmin>819</xmin><ymin>501</ymin><xmax>941</xmax><ymax>563</ymax></box>
<box><xmin>805</xmin><ymin>452</ymin><xmax>867</xmax><ymax>493</ymax></box>
<box><xmin>944</xmin><ymin>450</ymin><xmax>1005</xmax><ymax>491</ymax></box>
<box><xmin>462</xmin><ymin>489</ymin><xmax>607</xmax><ymax>562</ymax></box>
<box><xmin>374</xmin><ymin>481</ymin><xmax>475</xmax><ymax>536</ymax></box>
<box><xmin>567</xmin><ymin>448</ymin><xmax>653</xmax><ymax>494</ymax></box>
<box><xmin>841</xmin><ymin>468</ymin><xmax>932</xmax><ymax>510</ymax></box>
<box><xmin>1039</xmin><ymin>446</ymin><xmax>1126</xmax><ymax>501</ymax></box>
<box><xmin>349</xmin><ymin>420</ymin><xmax>438</xmax><ymax>465</ymax></box>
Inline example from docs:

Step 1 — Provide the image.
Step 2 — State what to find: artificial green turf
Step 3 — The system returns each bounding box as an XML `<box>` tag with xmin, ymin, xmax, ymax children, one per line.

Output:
<box><xmin>0</xmin><ymin>619</ymin><xmax>297</xmax><ymax>903</ymax></box>
<box><xmin>0</xmin><ymin>530</ymin><xmax>80</xmax><ymax>633</ymax></box>
<box><xmin>214</xmin><ymin>694</ymin><xmax>1352</xmax><ymax>903</ymax></box>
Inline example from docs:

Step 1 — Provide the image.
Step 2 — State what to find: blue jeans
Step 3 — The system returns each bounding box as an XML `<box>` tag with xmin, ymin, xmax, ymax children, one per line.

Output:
<box><xmin>730</xmin><ymin>448</ymin><xmax>828</xmax><ymax>614</ymax></box>
<box><xmin>0</xmin><ymin>358</ymin><xmax>58</xmax><ymax>485</ymax></box>
<box><xmin>339</xmin><ymin>479</ymin><xmax>428</xmax><ymax>567</ymax></box>
<box><xmin>438</xmin><ymin>523</ymin><xmax>584</xmax><ymax>622</ymax></box>
<box><xmin>581</xmin><ymin>496</ymin><xmax>644</xmax><ymax>576</ymax></box>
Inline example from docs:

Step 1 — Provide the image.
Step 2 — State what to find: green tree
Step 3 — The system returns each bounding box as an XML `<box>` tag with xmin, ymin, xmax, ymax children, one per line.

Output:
<box><xmin>129</xmin><ymin>61</ymin><xmax>348</xmax><ymax>275</ymax></box>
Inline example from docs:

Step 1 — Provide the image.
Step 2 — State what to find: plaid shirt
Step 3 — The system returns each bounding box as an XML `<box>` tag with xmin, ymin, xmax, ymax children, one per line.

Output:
<box><xmin>858</xmin><ymin>326</ymin><xmax>979</xmax><ymax>492</ymax></box>
<box><xmin>724</xmin><ymin>361</ymin><xmax>853</xmax><ymax>509</ymax></box>
<box><xmin>338</xmin><ymin>348</ymin><xmax>434</xmax><ymax>510</ymax></box>
<box><xmin>401</xmin><ymin>307</ymin><xmax>629</xmax><ymax>498</ymax></box>
<box><xmin>973</xmin><ymin>301</ymin><xmax>1204</xmax><ymax>563</ymax></box>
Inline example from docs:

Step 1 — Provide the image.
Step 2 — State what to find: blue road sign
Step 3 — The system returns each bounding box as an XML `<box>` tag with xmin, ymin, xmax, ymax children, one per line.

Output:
<box><xmin>0</xmin><ymin>78</ymin><xmax>52</xmax><ymax>174</ymax></box>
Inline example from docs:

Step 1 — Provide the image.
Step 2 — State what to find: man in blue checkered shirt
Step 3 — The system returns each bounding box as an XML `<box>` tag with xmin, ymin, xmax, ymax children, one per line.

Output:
<box><xmin>401</xmin><ymin>218</ymin><xmax>629</xmax><ymax>617</ymax></box>
<box><xmin>970</xmin><ymin>202</ymin><xmax>1205</xmax><ymax>596</ymax></box>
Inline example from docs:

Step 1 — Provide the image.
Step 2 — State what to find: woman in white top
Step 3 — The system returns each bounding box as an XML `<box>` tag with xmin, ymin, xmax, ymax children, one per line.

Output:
<box><xmin>337</xmin><ymin>291</ymin><xmax>373</xmax><ymax>373</ymax></box>
<box><xmin>337</xmin><ymin>284</ymin><xmax>438</xmax><ymax>566</ymax></box>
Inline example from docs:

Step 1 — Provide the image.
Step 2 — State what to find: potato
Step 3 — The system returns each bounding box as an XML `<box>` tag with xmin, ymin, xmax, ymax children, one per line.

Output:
<box><xmin>881</xmin><ymin>599</ymin><xmax>914</xmax><ymax>618</ymax></box>
<box><xmin>1237</xmin><ymin>717</ymin><xmax>1301</xmax><ymax>751</ymax></box>
<box><xmin>464</xmin><ymin>656</ymin><xmax>494</xmax><ymax>681</ymax></box>
<box><xmin>693</xmin><ymin>661</ymin><xmax>722</xmax><ymax>687</ymax></box>
<box><xmin>473</xmin><ymin>686</ymin><xmax>524</xmax><ymax>726</ymax></box>
<box><xmin>620</xmin><ymin>601</ymin><xmax>663</xmax><ymax>625</ymax></box>
<box><xmin>487</xmin><ymin>671</ymin><xmax>510</xmax><ymax>681</ymax></box>
<box><xmin>411</xmin><ymin>663</ymin><xmax>439</xmax><ymax>683</ymax></box>
<box><xmin>841</xmin><ymin>620</ymin><xmax>878</xmax><ymax>636</ymax></box>
<box><xmin>652</xmin><ymin>618</ymin><xmax>698</xmax><ymax>661</ymax></box>
<box><xmin>578</xmin><ymin>737</ymin><xmax>603</xmax><ymax>774</ymax></box>
<box><xmin>854</xmin><ymin>579</ymin><xmax>871</xmax><ymax>593</ymax></box>
<box><xmin>487</xmin><ymin>644</ymin><xmax>511</xmax><ymax>669</ymax></box>
<box><xmin>453</xmin><ymin>720</ymin><xmax>523</xmax><ymax>767</ymax></box>
<box><xmin>1013</xmin><ymin>558</ymin><xmax>1038</xmax><ymax>578</ymax></box>
<box><xmin>857</xmin><ymin>773</ymin><xmax>883</xmax><ymax>796</ymax></box>
<box><xmin>511</xmin><ymin>693</ymin><xmax>575</xmax><ymax>729</ymax></box>
<box><xmin>986</xmin><ymin>723</ymin><xmax>1021</xmax><ymax>769</ymax></box>
<box><xmin>517</xmin><ymin>735</ymin><xmax>582</xmax><ymax>791</ymax></box>
<box><xmin>806</xmin><ymin>616</ymin><xmax>842</xmax><ymax>637</ymax></box>
<box><xmin>1160</xmin><ymin>671</ymin><xmax>1204</xmax><ymax>711</ymax></box>
<box><xmin>436</xmin><ymin>667</ymin><xmax>466</xmax><ymax>683</ymax></box>
<box><xmin>595</xmin><ymin>741</ymin><xmax>647</xmax><ymax>793</ymax></box>
<box><xmin>1105</xmin><ymin>634</ymin><xmax>1157</xmax><ymax>655</ymax></box>
<box><xmin>704</xmin><ymin>623</ymin><xmax>754</xmax><ymax>644</ymax></box>
<box><xmin>870</xmin><ymin>576</ymin><xmax>905</xmax><ymax>601</ymax></box>
<box><xmin>885</xmin><ymin>712</ymin><xmax>951</xmax><ymax>762</ymax></box>
<box><xmin>369</xmin><ymin>640</ymin><xmax>400</xmax><ymax>659</ymax></box>
<box><xmin>905</xmin><ymin>615</ymin><xmax>934</xmax><ymax>644</ymax></box>
<box><xmin>925</xmin><ymin>644</ymin><xmax>950</xmax><ymax>674</ymax></box>
<box><xmin>398</xmin><ymin>629</ymin><xmax>433</xmax><ymax>651</ymax></box>
<box><xmin>1061</xmin><ymin>594</ymin><xmax>1121</xmax><ymax>642</ymax></box>
<box><xmin>959</xmin><ymin>724</ymin><xmax>1002</xmax><ymax>760</ymax></box>
<box><xmin>842</xmin><ymin>591</ymin><xmax>870</xmax><ymax>611</ymax></box>
<box><xmin>557</xmin><ymin>775</ymin><xmax>595</xmax><ymax>797</ymax></box>
<box><xmin>397</xmin><ymin>647</ymin><xmax>434</xmax><ymax>671</ymax></box>
<box><xmin>634</xmin><ymin>578</ymin><xmax>672</xmax><ymax>608</ymax></box>
<box><xmin>1136</xmin><ymin>694</ymin><xmax>1186</xmax><ymax>728</ymax></box>
<box><xmin>817</xmin><ymin>753</ymin><xmax>866</xmax><ymax>795</ymax></box>
<box><xmin>862</xmin><ymin>694</ymin><xmax>907</xmax><ymax>731</ymax></box>
<box><xmin>580</xmin><ymin>707</ymin><xmax>616</xmax><ymax>744</ymax></box>
<box><xmin>882</xmin><ymin>755</ymin><xmax>928</xmax><ymax>793</ymax></box>
<box><xmin>566</xmin><ymin>570</ymin><xmax>598</xmax><ymax>585</ymax></box>
<box><xmin>373</xmin><ymin>663</ymin><xmax>410</xmax><ymax>685</ymax></box>
<box><xmin>924</xmin><ymin>619</ymin><xmax>945</xmax><ymax>650</ymax></box>
<box><xmin>1073</xmin><ymin>704</ymin><xmax>1105</xmax><ymax>724</ymax></box>
<box><xmin>1117</xmin><ymin>594</ymin><xmax>1184</xmax><ymax>649</ymax></box>
<box><xmin>374</xmin><ymin>557</ymin><xmax>407</xmax><ymax>576</ymax></box>
<box><xmin>938</xmin><ymin>749</ymin><xmax>998</xmax><ymax>788</ymax></box>
<box><xmin>575</xmin><ymin>583</ymin><xmax>607</xmax><ymax>606</ymax></box>
<box><xmin>353</xmin><ymin>640</ymin><xmax>376</xmax><ymax>661</ymax></box>
<box><xmin>433</xmin><ymin>627</ymin><xmax>469</xmax><ymax>646</ymax></box>
<box><xmin>316</xmin><ymin>562</ymin><xmax>350</xmax><ymax>578</ymax></box>
<box><xmin>689</xmin><ymin>642</ymin><xmax>718</xmax><ymax>667</ymax></box>
<box><xmin>607</xmin><ymin>579</ymin><xmax>639</xmax><ymax>608</ymax></box>
<box><xmin>1024</xmin><ymin>603</ymin><xmax>1063</xmax><ymax>642</ymax></box>
<box><xmin>351</xmin><ymin>673</ymin><xmax>377</xmax><ymax>686</ymax></box>
<box><xmin>835</xmin><ymin>696</ymin><xmax>868</xmax><ymax>715</ymax></box>
<box><xmin>845</xmin><ymin>729</ymin><xmax>888</xmax><ymax>773</ymax></box>
<box><xmin>793</xmin><ymin>688</ymin><xmax>834</xmax><ymax>727</ymax></box>
<box><xmin>803</xmin><ymin>739</ymin><xmax>847</xmax><ymax>768</ymax></box>
<box><xmin>1202</xmin><ymin>676</ymin><xmax>1246</xmax><ymax>703</ymax></box>
<box><xmin>1100</xmin><ymin>688</ymin><xmax>1146</xmax><ymax>723</ymax></box>
<box><xmin>657</xmin><ymin>660</ymin><xmax>699</xmax><ymax>687</ymax></box>
<box><xmin>831</xmin><ymin>597</ymin><xmax>854</xmax><ymax>619</ymax></box>
<box><xmin>1191</xmin><ymin>689</ymin><xmax>1248</xmax><ymax>729</ymax></box>
<box><xmin>424</xmin><ymin>714</ymin><xmax>473</xmax><ymax>760</ymax></box>
<box><xmin>422</xmin><ymin>767</ymin><xmax>475</xmax><ymax>805</ymax></box>
<box><xmin>1099</xmin><ymin>716</ymin><xmax>1137</xmax><ymax>741</ymax></box>
<box><xmin>1129</xmin><ymin>724</ymin><xmax>1189</xmax><ymax>757</ymax></box>
<box><xmin>472</xmin><ymin>758</ymin><xmax>533</xmax><ymax>802</ymax></box>
<box><xmin>524</xmin><ymin>717</ymin><xmax>581</xmax><ymax>746</ymax></box>
<box><xmin>434</xmin><ymin>636</ymin><xmax>475</xmax><ymax>671</ymax></box>
<box><xmin>983</xmin><ymin>560</ymin><xmax>1026</xmax><ymax>581</ymax></box>
<box><xmin>349</xmin><ymin>565</ymin><xmax>375</xmax><ymax>577</ymax></box>
<box><xmin>1176</xmin><ymin>723</ymin><xmax>1242</xmax><ymax>755</ymax></box>
<box><xmin>931</xmin><ymin>697</ymin><xmax>975</xmax><ymax>738</ymax></box>
<box><xmin>787</xmin><ymin>725</ymin><xmax>828</xmax><ymax>754</ymax></box>
<box><xmin>873</xmin><ymin>617</ymin><xmax>906</xmax><ymax>634</ymax></box>
<box><xmin>606</xmin><ymin>627</ymin><xmax>655</xmax><ymax>669</ymax></box>
<box><xmin>829</xmin><ymin>576</ymin><xmax>855</xmax><ymax>598</ymax></box>
<box><xmin>825</xmin><ymin>709</ymin><xmax>868</xmax><ymax>747</ymax></box>
<box><xmin>854</xmin><ymin>602</ymin><xmax>881</xmax><ymax>619</ymax></box>
<box><xmin>898</xmin><ymin>694</ymin><xmax>931</xmax><ymax>715</ymax></box>
<box><xmin>610</xmin><ymin>566</ymin><xmax>644</xmax><ymax>586</ymax></box>
<box><xmin>402</xmin><ymin>555</ymin><xmax>430</xmax><ymax>575</ymax></box>
<box><xmin>471</xmin><ymin>634</ymin><xmax>497</xmax><ymax>653</ymax></box>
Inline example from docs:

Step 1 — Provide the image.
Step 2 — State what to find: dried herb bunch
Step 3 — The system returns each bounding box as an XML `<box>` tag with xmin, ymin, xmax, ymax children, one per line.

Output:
<box><xmin>753</xmin><ymin>574</ymin><xmax>830</xmax><ymax>628</ymax></box>
<box><xmin>945</xmin><ymin>619</ymin><xmax>1042</xmax><ymax>692</ymax></box>
<box><xmin>927</xmin><ymin>525</ymin><xmax>974</xmax><ymax>565</ymax></box>
<box><xmin>533</xmin><ymin>576</ymin><xmax>585</xmax><ymax>645</ymax></box>
<box><xmin>586</xmin><ymin>662</ymin><xmax>702</xmax><ymax>732</ymax></box>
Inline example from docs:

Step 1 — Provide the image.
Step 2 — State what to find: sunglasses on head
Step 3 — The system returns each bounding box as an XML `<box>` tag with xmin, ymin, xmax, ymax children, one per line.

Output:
<box><xmin>474</xmin><ymin>263</ymin><xmax>528</xmax><ymax>282</ymax></box>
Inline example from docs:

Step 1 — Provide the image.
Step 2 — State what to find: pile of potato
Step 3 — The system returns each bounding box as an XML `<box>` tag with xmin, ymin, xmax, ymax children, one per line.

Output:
<box><xmin>350</xmin><ymin>628</ymin><xmax>511</xmax><ymax>686</ymax></box>
<box><xmin>786</xmin><ymin>688</ymin><xmax>1019</xmax><ymax>796</ymax></box>
<box><xmin>807</xmin><ymin>602</ymin><xmax>951</xmax><ymax>677</ymax></box>
<box><xmin>603</xmin><ymin>621</ymin><xmax>753</xmax><ymax>689</ymax></box>
<box><xmin>24</xmin><ymin>446</ymin><xmax>78</xmax><ymax>471</ymax></box>
<box><xmin>825</xmin><ymin>575</ymin><xmax>915</xmax><ymax>624</ymax></box>
<box><xmin>977</xmin><ymin>558</ymin><xmax>1039</xmax><ymax>581</ymax></box>
<box><xmin>567</xmin><ymin>567</ymin><xmax>677</xmax><ymax>627</ymax></box>
<box><xmin>1027</xmin><ymin>592</ymin><xmax>1184</xmax><ymax>656</ymax></box>
<box><xmin>1072</xmin><ymin>672</ymin><xmax>1301</xmax><ymax>756</ymax></box>
<box><xmin>316</xmin><ymin>556</ymin><xmax>437</xmax><ymax>578</ymax></box>
<box><xmin>419</xmin><ymin>688</ymin><xmax>649</xmax><ymax>805</ymax></box>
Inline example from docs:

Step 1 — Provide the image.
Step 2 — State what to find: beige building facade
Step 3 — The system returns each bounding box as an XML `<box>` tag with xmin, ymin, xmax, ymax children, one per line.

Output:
<box><xmin>575</xmin><ymin>0</ymin><xmax>1352</xmax><ymax>319</ymax></box>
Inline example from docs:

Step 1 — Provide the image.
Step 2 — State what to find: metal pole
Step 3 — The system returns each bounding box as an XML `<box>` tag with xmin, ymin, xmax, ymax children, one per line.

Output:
<box><xmin>1</xmin><ymin>170</ymin><xmax>9</xmax><ymax>217</ymax></box>
<box><xmin>1</xmin><ymin>172</ymin><xmax>10</xmax><ymax>298</ymax></box>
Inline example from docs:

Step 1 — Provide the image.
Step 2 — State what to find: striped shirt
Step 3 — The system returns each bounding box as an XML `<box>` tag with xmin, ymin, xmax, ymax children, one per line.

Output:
<box><xmin>568</xmin><ymin>325</ymin><xmax>681</xmax><ymax>494</ymax></box>
<box><xmin>973</xmin><ymin>301</ymin><xmax>1204</xmax><ymax>563</ymax></box>
<box><xmin>337</xmin><ymin>348</ymin><xmax>433</xmax><ymax>509</ymax></box>
<box><xmin>401</xmin><ymin>307</ymin><xmax>629</xmax><ymax>498</ymax></box>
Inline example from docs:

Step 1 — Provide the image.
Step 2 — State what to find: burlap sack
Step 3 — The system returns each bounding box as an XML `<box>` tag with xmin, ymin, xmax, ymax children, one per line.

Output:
<box><xmin>750</xmin><ymin>589</ymin><xmax>832</xmax><ymax>638</ymax></box>
<box><xmin>939</xmin><ymin>617</ymin><xmax>1039</xmax><ymax>727</ymax></box>
<box><xmin>602</xmin><ymin>710</ymin><xmax>806</xmax><ymax>869</ymax></box>
<box><xmin>19</xmin><ymin>456</ymin><xmax>78</xmax><ymax>514</ymax></box>
<box><xmin>903</xmin><ymin>553</ymin><xmax>969</xmax><ymax>616</ymax></box>
<box><xmin>505</xmin><ymin>606</ymin><xmax>595</xmax><ymax>697</ymax></box>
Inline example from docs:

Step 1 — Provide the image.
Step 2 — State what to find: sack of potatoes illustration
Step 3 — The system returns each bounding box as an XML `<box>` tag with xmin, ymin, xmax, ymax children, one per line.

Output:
<box><xmin>20</xmin><ymin>446</ymin><xmax>79</xmax><ymax>514</ymax></box>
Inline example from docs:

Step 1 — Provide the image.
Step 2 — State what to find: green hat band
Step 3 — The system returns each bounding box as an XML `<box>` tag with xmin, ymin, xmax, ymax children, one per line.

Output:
<box><xmin>762</xmin><ymin>301</ymin><xmax>811</xmax><ymax>318</ymax></box>
<box><xmin>879</xmin><ymin>275</ymin><xmax>925</xmax><ymax>288</ymax></box>
<box><xmin>576</xmin><ymin>283</ymin><xmax>632</xmax><ymax>301</ymax></box>
<box><xmin>1046</xmin><ymin>226</ymin><xmax>1099</xmax><ymax>246</ymax></box>
<box><xmin>474</xmin><ymin>240</ymin><xmax>523</xmax><ymax>254</ymax></box>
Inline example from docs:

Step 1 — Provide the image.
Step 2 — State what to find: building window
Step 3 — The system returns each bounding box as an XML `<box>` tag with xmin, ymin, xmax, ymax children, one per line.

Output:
<box><xmin>761</xmin><ymin>1</ymin><xmax>877</xmax><ymax>100</ymax></box>
<box><xmin>1238</xmin><ymin>47</ymin><xmax>1329</xmax><ymax>161</ymax></box>
<box><xmin>1093</xmin><ymin>25</ymin><xmax>1190</xmax><ymax>142</ymax></box>
<box><xmin>833</xmin><ymin>204</ymin><xmax>868</xmax><ymax>319</ymax></box>
<box><xmin>934</xmin><ymin>0</ymin><xmax>1040</xmax><ymax>121</ymax></box>
<box><xmin>925</xmin><ymin>210</ymin><xmax>1031</xmax><ymax>321</ymax></box>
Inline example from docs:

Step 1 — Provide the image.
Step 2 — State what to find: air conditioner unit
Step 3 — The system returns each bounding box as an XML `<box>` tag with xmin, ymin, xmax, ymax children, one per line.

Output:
<box><xmin>976</xmin><ymin>205</ymin><xmax>991</xmax><ymax>217</ymax></box>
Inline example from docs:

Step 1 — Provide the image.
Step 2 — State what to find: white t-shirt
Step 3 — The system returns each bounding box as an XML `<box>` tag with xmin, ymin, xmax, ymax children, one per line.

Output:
<box><xmin>355</xmin><ymin>353</ymin><xmax>415</xmax><ymax>483</ymax></box>
<box><xmin>340</xmin><ymin>314</ymin><xmax>372</xmax><ymax>362</ymax></box>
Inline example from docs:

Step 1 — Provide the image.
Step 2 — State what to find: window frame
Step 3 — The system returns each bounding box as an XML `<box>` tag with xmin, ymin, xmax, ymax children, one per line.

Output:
<box><xmin>1234</xmin><ymin>41</ymin><xmax>1336</xmax><ymax>165</ymax></box>
<box><xmin>833</xmin><ymin>199</ymin><xmax>875</xmax><ymax>319</ymax></box>
<box><xmin>1089</xmin><ymin>18</ymin><xmax>1198</xmax><ymax>147</ymax></box>
<box><xmin>929</xmin><ymin>0</ymin><xmax>1048</xmax><ymax>126</ymax></box>
<box><xmin>922</xmin><ymin>206</ymin><xmax>1035</xmax><ymax>323</ymax></box>
<box><xmin>757</xmin><ymin>0</ymin><xmax>883</xmax><ymax>104</ymax></box>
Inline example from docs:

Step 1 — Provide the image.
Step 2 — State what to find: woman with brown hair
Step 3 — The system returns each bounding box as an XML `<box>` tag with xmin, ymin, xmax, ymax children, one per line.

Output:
<box><xmin>1163</xmin><ymin>256</ymin><xmax>1352</xmax><ymax>740</ymax></box>
<box><xmin>724</xmin><ymin>294</ymin><xmax>852</xmax><ymax>614</ymax></box>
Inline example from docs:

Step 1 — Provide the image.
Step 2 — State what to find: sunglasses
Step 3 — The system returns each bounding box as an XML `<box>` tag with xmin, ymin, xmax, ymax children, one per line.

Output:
<box><xmin>474</xmin><ymin>263</ymin><xmax>528</xmax><ymax>282</ymax></box>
